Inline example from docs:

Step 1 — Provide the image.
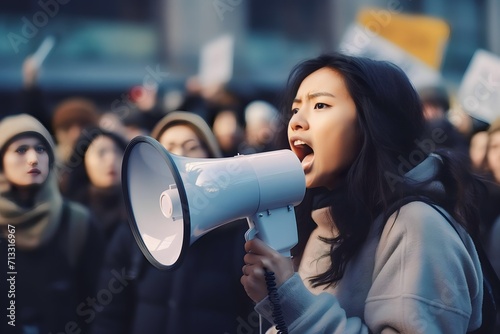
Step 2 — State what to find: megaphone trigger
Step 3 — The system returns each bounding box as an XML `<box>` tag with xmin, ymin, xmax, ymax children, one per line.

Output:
<box><xmin>244</xmin><ymin>218</ymin><xmax>258</xmax><ymax>242</ymax></box>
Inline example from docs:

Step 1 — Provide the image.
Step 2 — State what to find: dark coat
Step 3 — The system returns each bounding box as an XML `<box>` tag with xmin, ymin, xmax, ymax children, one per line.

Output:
<box><xmin>0</xmin><ymin>205</ymin><xmax>104</xmax><ymax>334</ymax></box>
<box><xmin>90</xmin><ymin>220</ymin><xmax>258</xmax><ymax>334</ymax></box>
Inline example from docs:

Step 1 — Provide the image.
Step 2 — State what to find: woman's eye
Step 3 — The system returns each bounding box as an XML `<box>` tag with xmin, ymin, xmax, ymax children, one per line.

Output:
<box><xmin>35</xmin><ymin>146</ymin><xmax>46</xmax><ymax>153</ymax></box>
<box><xmin>315</xmin><ymin>103</ymin><xmax>328</xmax><ymax>109</ymax></box>
<box><xmin>15</xmin><ymin>145</ymin><xmax>30</xmax><ymax>153</ymax></box>
<box><xmin>97</xmin><ymin>149</ymin><xmax>108</xmax><ymax>158</ymax></box>
<box><xmin>187</xmin><ymin>145</ymin><xmax>201</xmax><ymax>152</ymax></box>
<box><xmin>291</xmin><ymin>108</ymin><xmax>299</xmax><ymax>115</ymax></box>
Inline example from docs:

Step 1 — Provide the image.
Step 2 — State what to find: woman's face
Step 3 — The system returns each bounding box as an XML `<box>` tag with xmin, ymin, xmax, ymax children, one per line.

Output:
<box><xmin>288</xmin><ymin>67</ymin><xmax>360</xmax><ymax>189</ymax></box>
<box><xmin>84</xmin><ymin>135</ymin><xmax>123</xmax><ymax>188</ymax></box>
<box><xmin>487</xmin><ymin>131</ymin><xmax>500</xmax><ymax>182</ymax></box>
<box><xmin>159</xmin><ymin>124</ymin><xmax>209</xmax><ymax>158</ymax></box>
<box><xmin>3</xmin><ymin>137</ymin><xmax>50</xmax><ymax>187</ymax></box>
<box><xmin>469</xmin><ymin>131</ymin><xmax>488</xmax><ymax>169</ymax></box>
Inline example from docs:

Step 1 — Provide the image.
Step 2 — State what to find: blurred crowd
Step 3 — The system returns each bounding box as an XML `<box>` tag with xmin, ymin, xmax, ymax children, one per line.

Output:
<box><xmin>1</xmin><ymin>50</ymin><xmax>500</xmax><ymax>333</ymax></box>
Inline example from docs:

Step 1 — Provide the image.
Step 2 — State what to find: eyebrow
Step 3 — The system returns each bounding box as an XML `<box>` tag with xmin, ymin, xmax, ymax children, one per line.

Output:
<box><xmin>293</xmin><ymin>92</ymin><xmax>336</xmax><ymax>103</ymax></box>
<box><xmin>15</xmin><ymin>142</ymin><xmax>43</xmax><ymax>149</ymax></box>
<box><xmin>181</xmin><ymin>139</ymin><xmax>199</xmax><ymax>146</ymax></box>
<box><xmin>167</xmin><ymin>139</ymin><xmax>199</xmax><ymax>148</ymax></box>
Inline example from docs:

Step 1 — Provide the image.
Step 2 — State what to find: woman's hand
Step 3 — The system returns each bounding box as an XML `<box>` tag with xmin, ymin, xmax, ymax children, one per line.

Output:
<box><xmin>240</xmin><ymin>238</ymin><xmax>295</xmax><ymax>303</ymax></box>
<box><xmin>22</xmin><ymin>56</ymin><xmax>39</xmax><ymax>88</ymax></box>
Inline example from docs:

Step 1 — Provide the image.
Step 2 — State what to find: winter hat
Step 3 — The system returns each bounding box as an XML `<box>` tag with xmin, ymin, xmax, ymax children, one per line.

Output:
<box><xmin>52</xmin><ymin>97</ymin><xmax>100</xmax><ymax>131</ymax></box>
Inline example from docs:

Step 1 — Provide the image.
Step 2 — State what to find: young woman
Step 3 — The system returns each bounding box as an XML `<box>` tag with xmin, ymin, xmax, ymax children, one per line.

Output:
<box><xmin>63</xmin><ymin>126</ymin><xmax>129</xmax><ymax>243</ymax></box>
<box><xmin>482</xmin><ymin>119</ymin><xmax>500</xmax><ymax>281</ymax></box>
<box><xmin>0</xmin><ymin>114</ymin><xmax>103</xmax><ymax>334</ymax></box>
<box><xmin>240</xmin><ymin>53</ymin><xmax>485</xmax><ymax>333</ymax></box>
<box><xmin>474</xmin><ymin>120</ymin><xmax>500</xmax><ymax>252</ymax></box>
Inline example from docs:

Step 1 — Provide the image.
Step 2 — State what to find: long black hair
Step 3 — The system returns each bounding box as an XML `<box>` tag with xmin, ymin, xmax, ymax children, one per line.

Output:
<box><xmin>283</xmin><ymin>53</ymin><xmax>483</xmax><ymax>288</ymax></box>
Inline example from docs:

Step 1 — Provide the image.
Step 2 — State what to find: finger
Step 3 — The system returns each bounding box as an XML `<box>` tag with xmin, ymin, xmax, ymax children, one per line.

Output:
<box><xmin>244</xmin><ymin>248</ymin><xmax>284</xmax><ymax>270</ymax></box>
<box><xmin>243</xmin><ymin>252</ymin><xmax>262</xmax><ymax>266</ymax></box>
<box><xmin>244</xmin><ymin>239</ymin><xmax>254</xmax><ymax>253</ymax></box>
<box><xmin>243</xmin><ymin>262</ymin><xmax>266</xmax><ymax>277</ymax></box>
<box><xmin>240</xmin><ymin>268</ymin><xmax>268</xmax><ymax>303</ymax></box>
<box><xmin>244</xmin><ymin>238</ymin><xmax>276</xmax><ymax>255</ymax></box>
<box><xmin>246</xmin><ymin>264</ymin><xmax>265</xmax><ymax>277</ymax></box>
<box><xmin>242</xmin><ymin>264</ymin><xmax>250</xmax><ymax>276</ymax></box>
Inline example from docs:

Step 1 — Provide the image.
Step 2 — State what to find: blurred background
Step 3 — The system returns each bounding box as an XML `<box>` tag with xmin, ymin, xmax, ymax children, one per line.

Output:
<box><xmin>1</xmin><ymin>0</ymin><xmax>499</xmax><ymax>124</ymax></box>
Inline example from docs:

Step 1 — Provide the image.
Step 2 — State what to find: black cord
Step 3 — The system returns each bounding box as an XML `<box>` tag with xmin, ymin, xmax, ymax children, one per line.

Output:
<box><xmin>264</xmin><ymin>268</ymin><xmax>288</xmax><ymax>334</ymax></box>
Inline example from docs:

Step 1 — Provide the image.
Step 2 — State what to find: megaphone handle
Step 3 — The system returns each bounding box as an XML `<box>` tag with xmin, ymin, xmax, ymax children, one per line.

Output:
<box><xmin>245</xmin><ymin>207</ymin><xmax>297</xmax><ymax>258</ymax></box>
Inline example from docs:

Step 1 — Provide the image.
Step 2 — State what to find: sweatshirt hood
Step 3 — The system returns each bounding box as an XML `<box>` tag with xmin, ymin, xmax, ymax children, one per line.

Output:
<box><xmin>151</xmin><ymin>111</ymin><xmax>223</xmax><ymax>158</ymax></box>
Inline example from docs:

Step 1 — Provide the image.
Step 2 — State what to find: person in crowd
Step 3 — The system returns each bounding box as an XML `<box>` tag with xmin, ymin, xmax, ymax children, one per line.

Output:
<box><xmin>118</xmin><ymin>83</ymin><xmax>168</xmax><ymax>138</ymax></box>
<box><xmin>469</xmin><ymin>130</ymin><xmax>489</xmax><ymax>172</ymax></box>
<box><xmin>178</xmin><ymin>75</ymin><xmax>244</xmax><ymax>126</ymax></box>
<box><xmin>479</xmin><ymin>118</ymin><xmax>500</xmax><ymax>248</ymax></box>
<box><xmin>152</xmin><ymin>111</ymin><xmax>223</xmax><ymax>158</ymax></box>
<box><xmin>98</xmin><ymin>111</ymin><xmax>132</xmax><ymax>142</ymax></box>
<box><xmin>90</xmin><ymin>111</ymin><xmax>257</xmax><ymax>334</ymax></box>
<box><xmin>487</xmin><ymin>227</ymin><xmax>500</xmax><ymax>333</ymax></box>
<box><xmin>487</xmin><ymin>214</ymin><xmax>500</xmax><ymax>333</ymax></box>
<box><xmin>238</xmin><ymin>100</ymin><xmax>282</xmax><ymax>154</ymax></box>
<box><xmin>51</xmin><ymin>97</ymin><xmax>101</xmax><ymax>165</ymax></box>
<box><xmin>50</xmin><ymin>97</ymin><xmax>101</xmax><ymax>193</ymax></box>
<box><xmin>0</xmin><ymin>114</ymin><xmax>104</xmax><ymax>334</ymax></box>
<box><xmin>212</xmin><ymin>109</ymin><xmax>245</xmax><ymax>157</ymax></box>
<box><xmin>240</xmin><ymin>53</ymin><xmax>486</xmax><ymax>333</ymax></box>
<box><xmin>418</xmin><ymin>83</ymin><xmax>469</xmax><ymax>155</ymax></box>
<box><xmin>466</xmin><ymin>122</ymin><xmax>500</xmax><ymax>334</ymax></box>
<box><xmin>483</xmin><ymin>118</ymin><xmax>500</xmax><ymax>184</ymax></box>
<box><xmin>62</xmin><ymin>126</ymin><xmax>129</xmax><ymax>243</ymax></box>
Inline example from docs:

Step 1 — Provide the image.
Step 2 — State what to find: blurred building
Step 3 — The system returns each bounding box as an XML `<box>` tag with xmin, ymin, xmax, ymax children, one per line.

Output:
<box><xmin>0</xmin><ymin>0</ymin><xmax>498</xmax><ymax>113</ymax></box>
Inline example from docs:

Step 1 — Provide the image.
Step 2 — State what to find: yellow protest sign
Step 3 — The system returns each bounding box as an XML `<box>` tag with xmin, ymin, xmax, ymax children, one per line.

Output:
<box><xmin>357</xmin><ymin>7</ymin><xmax>450</xmax><ymax>70</ymax></box>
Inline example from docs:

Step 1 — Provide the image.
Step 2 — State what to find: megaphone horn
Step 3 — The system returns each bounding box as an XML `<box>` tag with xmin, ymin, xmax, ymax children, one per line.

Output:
<box><xmin>122</xmin><ymin>136</ymin><xmax>305</xmax><ymax>270</ymax></box>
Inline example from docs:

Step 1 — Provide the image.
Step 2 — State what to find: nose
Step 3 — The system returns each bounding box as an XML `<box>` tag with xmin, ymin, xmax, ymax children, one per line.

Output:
<box><xmin>289</xmin><ymin>109</ymin><xmax>308</xmax><ymax>131</ymax></box>
<box><xmin>27</xmin><ymin>149</ymin><xmax>38</xmax><ymax>166</ymax></box>
<box><xmin>105</xmin><ymin>149</ymin><xmax>121</xmax><ymax>163</ymax></box>
<box><xmin>102</xmin><ymin>156</ymin><xmax>117</xmax><ymax>172</ymax></box>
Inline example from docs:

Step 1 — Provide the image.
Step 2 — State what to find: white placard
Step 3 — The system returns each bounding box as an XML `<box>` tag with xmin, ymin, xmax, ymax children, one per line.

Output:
<box><xmin>457</xmin><ymin>49</ymin><xmax>500</xmax><ymax>124</ymax></box>
<box><xmin>32</xmin><ymin>35</ymin><xmax>56</xmax><ymax>68</ymax></box>
<box><xmin>198</xmin><ymin>34</ymin><xmax>234</xmax><ymax>87</ymax></box>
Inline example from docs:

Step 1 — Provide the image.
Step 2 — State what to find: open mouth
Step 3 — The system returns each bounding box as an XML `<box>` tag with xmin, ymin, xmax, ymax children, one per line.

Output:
<box><xmin>292</xmin><ymin>139</ymin><xmax>314</xmax><ymax>162</ymax></box>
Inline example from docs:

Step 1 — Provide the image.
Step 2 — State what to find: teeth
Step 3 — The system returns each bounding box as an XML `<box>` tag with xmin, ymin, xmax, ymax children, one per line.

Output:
<box><xmin>293</xmin><ymin>140</ymin><xmax>307</xmax><ymax>146</ymax></box>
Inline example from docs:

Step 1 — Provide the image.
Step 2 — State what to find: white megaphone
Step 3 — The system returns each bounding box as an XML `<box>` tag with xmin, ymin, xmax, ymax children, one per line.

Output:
<box><xmin>122</xmin><ymin>136</ymin><xmax>306</xmax><ymax>270</ymax></box>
